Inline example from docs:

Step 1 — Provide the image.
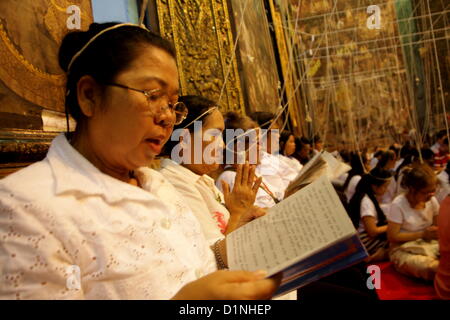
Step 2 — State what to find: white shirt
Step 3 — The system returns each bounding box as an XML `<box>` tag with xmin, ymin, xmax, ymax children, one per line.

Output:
<box><xmin>370</xmin><ymin>158</ymin><xmax>379</xmax><ymax>170</ymax></box>
<box><xmin>159</xmin><ymin>159</ymin><xmax>228</xmax><ymax>244</ymax></box>
<box><xmin>387</xmin><ymin>194</ymin><xmax>439</xmax><ymax>233</ymax></box>
<box><xmin>357</xmin><ymin>195</ymin><xmax>382</xmax><ymax>233</ymax></box>
<box><xmin>332</xmin><ymin>172</ymin><xmax>348</xmax><ymax>187</ymax></box>
<box><xmin>257</xmin><ymin>152</ymin><xmax>290</xmax><ymax>197</ymax></box>
<box><xmin>0</xmin><ymin>134</ymin><xmax>216</xmax><ymax>300</ymax></box>
<box><xmin>274</xmin><ymin>154</ymin><xmax>303</xmax><ymax>190</ymax></box>
<box><xmin>345</xmin><ymin>175</ymin><xmax>362</xmax><ymax>203</ymax></box>
<box><xmin>216</xmin><ymin>169</ymin><xmax>279</xmax><ymax>208</ymax></box>
<box><xmin>380</xmin><ymin>177</ymin><xmax>397</xmax><ymax>204</ymax></box>
<box><xmin>436</xmin><ymin>170</ymin><xmax>450</xmax><ymax>204</ymax></box>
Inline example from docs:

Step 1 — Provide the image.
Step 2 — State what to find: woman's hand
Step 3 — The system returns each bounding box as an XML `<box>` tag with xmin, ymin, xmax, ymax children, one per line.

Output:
<box><xmin>423</xmin><ymin>226</ymin><xmax>438</xmax><ymax>241</ymax></box>
<box><xmin>222</xmin><ymin>162</ymin><xmax>262</xmax><ymax>232</ymax></box>
<box><xmin>172</xmin><ymin>270</ymin><xmax>281</xmax><ymax>300</ymax></box>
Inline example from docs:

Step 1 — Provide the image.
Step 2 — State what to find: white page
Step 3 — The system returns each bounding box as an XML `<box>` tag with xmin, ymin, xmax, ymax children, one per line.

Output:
<box><xmin>227</xmin><ymin>175</ymin><xmax>356</xmax><ymax>276</ymax></box>
<box><xmin>321</xmin><ymin>151</ymin><xmax>351</xmax><ymax>179</ymax></box>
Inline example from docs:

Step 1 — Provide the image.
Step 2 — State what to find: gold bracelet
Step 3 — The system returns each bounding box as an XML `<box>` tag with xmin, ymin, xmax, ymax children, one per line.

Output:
<box><xmin>213</xmin><ymin>239</ymin><xmax>227</xmax><ymax>270</ymax></box>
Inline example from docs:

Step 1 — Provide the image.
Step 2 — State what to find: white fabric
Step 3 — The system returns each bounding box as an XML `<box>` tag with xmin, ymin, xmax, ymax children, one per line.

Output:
<box><xmin>159</xmin><ymin>159</ymin><xmax>228</xmax><ymax>244</ymax></box>
<box><xmin>256</xmin><ymin>152</ymin><xmax>289</xmax><ymax>197</ymax></box>
<box><xmin>216</xmin><ymin>169</ymin><xmax>279</xmax><ymax>208</ymax></box>
<box><xmin>436</xmin><ymin>170</ymin><xmax>450</xmax><ymax>204</ymax></box>
<box><xmin>387</xmin><ymin>194</ymin><xmax>439</xmax><ymax>233</ymax></box>
<box><xmin>0</xmin><ymin>134</ymin><xmax>216</xmax><ymax>300</ymax></box>
<box><xmin>370</xmin><ymin>158</ymin><xmax>379</xmax><ymax>170</ymax></box>
<box><xmin>332</xmin><ymin>172</ymin><xmax>348</xmax><ymax>187</ymax></box>
<box><xmin>357</xmin><ymin>195</ymin><xmax>379</xmax><ymax>233</ymax></box>
<box><xmin>345</xmin><ymin>175</ymin><xmax>362</xmax><ymax>203</ymax></box>
<box><xmin>431</xmin><ymin>143</ymin><xmax>441</xmax><ymax>154</ymax></box>
<box><xmin>380</xmin><ymin>177</ymin><xmax>397</xmax><ymax>204</ymax></box>
<box><xmin>276</xmin><ymin>154</ymin><xmax>303</xmax><ymax>189</ymax></box>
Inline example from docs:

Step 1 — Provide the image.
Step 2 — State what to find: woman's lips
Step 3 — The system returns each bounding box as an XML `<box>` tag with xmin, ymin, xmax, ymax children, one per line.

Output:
<box><xmin>145</xmin><ymin>138</ymin><xmax>164</xmax><ymax>154</ymax></box>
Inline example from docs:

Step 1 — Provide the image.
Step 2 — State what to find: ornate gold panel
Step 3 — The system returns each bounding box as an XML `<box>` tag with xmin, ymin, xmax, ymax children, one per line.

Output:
<box><xmin>156</xmin><ymin>0</ymin><xmax>245</xmax><ymax>114</ymax></box>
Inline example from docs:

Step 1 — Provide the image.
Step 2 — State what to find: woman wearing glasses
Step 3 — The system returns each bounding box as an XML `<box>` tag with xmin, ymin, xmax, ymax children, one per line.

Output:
<box><xmin>159</xmin><ymin>95</ymin><xmax>262</xmax><ymax>244</ymax></box>
<box><xmin>387</xmin><ymin>164</ymin><xmax>440</xmax><ymax>281</ymax></box>
<box><xmin>0</xmin><ymin>22</ymin><xmax>279</xmax><ymax>299</ymax></box>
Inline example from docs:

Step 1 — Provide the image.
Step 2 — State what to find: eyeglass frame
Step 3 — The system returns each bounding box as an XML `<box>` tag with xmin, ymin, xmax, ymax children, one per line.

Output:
<box><xmin>104</xmin><ymin>82</ymin><xmax>188</xmax><ymax>125</ymax></box>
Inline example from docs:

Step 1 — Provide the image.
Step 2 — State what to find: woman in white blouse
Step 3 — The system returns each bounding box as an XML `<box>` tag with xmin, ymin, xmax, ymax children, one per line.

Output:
<box><xmin>159</xmin><ymin>95</ymin><xmax>262</xmax><ymax>243</ymax></box>
<box><xmin>216</xmin><ymin>113</ymin><xmax>283</xmax><ymax>208</ymax></box>
<box><xmin>0</xmin><ymin>22</ymin><xmax>279</xmax><ymax>299</ymax></box>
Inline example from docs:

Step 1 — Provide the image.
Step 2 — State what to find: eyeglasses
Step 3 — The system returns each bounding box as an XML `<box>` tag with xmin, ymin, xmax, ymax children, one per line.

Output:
<box><xmin>105</xmin><ymin>83</ymin><xmax>188</xmax><ymax>125</ymax></box>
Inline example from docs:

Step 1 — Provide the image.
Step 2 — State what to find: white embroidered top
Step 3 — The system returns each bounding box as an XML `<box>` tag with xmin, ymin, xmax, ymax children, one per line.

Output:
<box><xmin>0</xmin><ymin>134</ymin><xmax>216</xmax><ymax>300</ymax></box>
<box><xmin>159</xmin><ymin>159</ymin><xmax>228</xmax><ymax>245</ymax></box>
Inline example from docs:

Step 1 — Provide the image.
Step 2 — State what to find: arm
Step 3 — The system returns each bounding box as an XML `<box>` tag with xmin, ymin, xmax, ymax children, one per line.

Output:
<box><xmin>387</xmin><ymin>221</ymin><xmax>424</xmax><ymax>243</ymax></box>
<box><xmin>362</xmin><ymin>216</ymin><xmax>387</xmax><ymax>238</ymax></box>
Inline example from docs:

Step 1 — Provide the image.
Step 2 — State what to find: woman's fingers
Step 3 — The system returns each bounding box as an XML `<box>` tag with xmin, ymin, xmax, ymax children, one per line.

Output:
<box><xmin>221</xmin><ymin>180</ymin><xmax>230</xmax><ymax>200</ymax></box>
<box><xmin>235</xmin><ymin>164</ymin><xmax>243</xmax><ymax>187</ymax></box>
<box><xmin>247</xmin><ymin>165</ymin><xmax>256</xmax><ymax>187</ymax></box>
<box><xmin>241</xmin><ymin>162</ymin><xmax>250</xmax><ymax>186</ymax></box>
<box><xmin>252</xmin><ymin>176</ymin><xmax>263</xmax><ymax>193</ymax></box>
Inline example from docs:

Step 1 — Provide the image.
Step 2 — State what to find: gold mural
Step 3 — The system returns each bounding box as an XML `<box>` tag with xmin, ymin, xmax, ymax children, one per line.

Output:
<box><xmin>156</xmin><ymin>0</ymin><xmax>245</xmax><ymax>114</ymax></box>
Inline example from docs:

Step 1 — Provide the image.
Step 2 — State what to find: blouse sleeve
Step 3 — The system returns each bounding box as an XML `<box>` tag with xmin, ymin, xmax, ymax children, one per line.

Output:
<box><xmin>387</xmin><ymin>201</ymin><xmax>403</xmax><ymax>224</ymax></box>
<box><xmin>360</xmin><ymin>196</ymin><xmax>377</xmax><ymax>219</ymax></box>
<box><xmin>0</xmin><ymin>197</ymin><xmax>85</xmax><ymax>300</ymax></box>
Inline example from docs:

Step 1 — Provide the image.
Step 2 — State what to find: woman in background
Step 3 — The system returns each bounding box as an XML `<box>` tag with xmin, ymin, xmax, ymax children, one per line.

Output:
<box><xmin>348</xmin><ymin>168</ymin><xmax>392</xmax><ymax>262</ymax></box>
<box><xmin>159</xmin><ymin>95</ymin><xmax>261</xmax><ymax>242</ymax></box>
<box><xmin>387</xmin><ymin>165</ymin><xmax>440</xmax><ymax>281</ymax></box>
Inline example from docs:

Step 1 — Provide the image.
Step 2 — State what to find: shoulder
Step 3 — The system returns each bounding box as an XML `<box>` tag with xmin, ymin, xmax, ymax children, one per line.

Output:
<box><xmin>0</xmin><ymin>159</ymin><xmax>55</xmax><ymax>204</ymax></box>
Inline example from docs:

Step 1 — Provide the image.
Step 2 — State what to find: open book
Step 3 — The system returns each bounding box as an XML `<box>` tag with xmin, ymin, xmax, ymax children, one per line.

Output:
<box><xmin>285</xmin><ymin>151</ymin><xmax>351</xmax><ymax>194</ymax></box>
<box><xmin>227</xmin><ymin>175</ymin><xmax>368</xmax><ymax>297</ymax></box>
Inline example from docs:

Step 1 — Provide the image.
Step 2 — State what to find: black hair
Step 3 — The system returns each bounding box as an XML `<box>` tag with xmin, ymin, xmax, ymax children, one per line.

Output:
<box><xmin>436</xmin><ymin>129</ymin><xmax>447</xmax><ymax>141</ymax></box>
<box><xmin>59</xmin><ymin>22</ymin><xmax>175</xmax><ymax>126</ymax></box>
<box><xmin>395</xmin><ymin>148</ymin><xmax>419</xmax><ymax>179</ymax></box>
<box><xmin>248</xmin><ymin>111</ymin><xmax>276</xmax><ymax>129</ymax></box>
<box><xmin>161</xmin><ymin>95</ymin><xmax>216</xmax><ymax>157</ymax></box>
<box><xmin>347</xmin><ymin>167</ymin><xmax>392</xmax><ymax>229</ymax></box>
<box><xmin>446</xmin><ymin>161</ymin><xmax>450</xmax><ymax>184</ymax></box>
<box><xmin>376</xmin><ymin>150</ymin><xmax>396</xmax><ymax>170</ymax></box>
<box><xmin>421</xmin><ymin>148</ymin><xmax>435</xmax><ymax>161</ymax></box>
<box><xmin>343</xmin><ymin>152</ymin><xmax>369</xmax><ymax>191</ymax></box>
<box><xmin>223</xmin><ymin>112</ymin><xmax>257</xmax><ymax>164</ymax></box>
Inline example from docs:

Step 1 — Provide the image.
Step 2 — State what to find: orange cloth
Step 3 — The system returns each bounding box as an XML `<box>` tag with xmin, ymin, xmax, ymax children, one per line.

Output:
<box><xmin>435</xmin><ymin>196</ymin><xmax>450</xmax><ymax>299</ymax></box>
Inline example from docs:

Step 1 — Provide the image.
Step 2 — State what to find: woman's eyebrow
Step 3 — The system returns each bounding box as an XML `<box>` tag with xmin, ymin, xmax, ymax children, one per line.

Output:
<box><xmin>137</xmin><ymin>76</ymin><xmax>168</xmax><ymax>88</ymax></box>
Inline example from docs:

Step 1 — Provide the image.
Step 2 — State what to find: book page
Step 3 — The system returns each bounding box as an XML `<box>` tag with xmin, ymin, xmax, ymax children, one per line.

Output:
<box><xmin>227</xmin><ymin>176</ymin><xmax>356</xmax><ymax>275</ymax></box>
<box><xmin>321</xmin><ymin>151</ymin><xmax>351</xmax><ymax>179</ymax></box>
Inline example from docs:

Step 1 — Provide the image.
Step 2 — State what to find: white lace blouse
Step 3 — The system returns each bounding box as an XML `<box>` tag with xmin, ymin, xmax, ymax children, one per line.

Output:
<box><xmin>0</xmin><ymin>134</ymin><xmax>216</xmax><ymax>299</ymax></box>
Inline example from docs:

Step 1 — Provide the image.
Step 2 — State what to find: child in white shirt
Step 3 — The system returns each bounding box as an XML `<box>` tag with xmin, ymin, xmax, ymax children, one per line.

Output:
<box><xmin>387</xmin><ymin>165</ymin><xmax>440</xmax><ymax>281</ymax></box>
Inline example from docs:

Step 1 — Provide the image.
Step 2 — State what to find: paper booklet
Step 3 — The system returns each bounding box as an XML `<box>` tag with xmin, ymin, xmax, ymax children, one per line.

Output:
<box><xmin>227</xmin><ymin>175</ymin><xmax>368</xmax><ymax>297</ymax></box>
<box><xmin>285</xmin><ymin>151</ymin><xmax>351</xmax><ymax>194</ymax></box>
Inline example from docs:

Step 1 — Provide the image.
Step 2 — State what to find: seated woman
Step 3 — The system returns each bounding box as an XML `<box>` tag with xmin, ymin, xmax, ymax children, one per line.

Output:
<box><xmin>374</xmin><ymin>150</ymin><xmax>397</xmax><ymax>204</ymax></box>
<box><xmin>276</xmin><ymin>131</ymin><xmax>303</xmax><ymax>189</ymax></box>
<box><xmin>216</xmin><ymin>112</ymin><xmax>283</xmax><ymax>208</ymax></box>
<box><xmin>247</xmin><ymin>111</ymin><xmax>287</xmax><ymax>201</ymax></box>
<box><xmin>348</xmin><ymin>168</ymin><xmax>392</xmax><ymax>262</ymax></box>
<box><xmin>344</xmin><ymin>152</ymin><xmax>370</xmax><ymax>203</ymax></box>
<box><xmin>435</xmin><ymin>194</ymin><xmax>450</xmax><ymax>299</ymax></box>
<box><xmin>387</xmin><ymin>164</ymin><xmax>440</xmax><ymax>281</ymax></box>
<box><xmin>159</xmin><ymin>95</ymin><xmax>261</xmax><ymax>242</ymax></box>
<box><xmin>0</xmin><ymin>22</ymin><xmax>279</xmax><ymax>299</ymax></box>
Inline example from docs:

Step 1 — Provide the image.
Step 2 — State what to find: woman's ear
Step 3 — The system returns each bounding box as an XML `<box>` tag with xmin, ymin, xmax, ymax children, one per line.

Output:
<box><xmin>77</xmin><ymin>75</ymin><xmax>102</xmax><ymax>118</ymax></box>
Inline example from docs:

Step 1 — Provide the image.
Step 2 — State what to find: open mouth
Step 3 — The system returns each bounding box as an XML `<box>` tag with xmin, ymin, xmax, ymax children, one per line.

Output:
<box><xmin>145</xmin><ymin>137</ymin><xmax>164</xmax><ymax>154</ymax></box>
